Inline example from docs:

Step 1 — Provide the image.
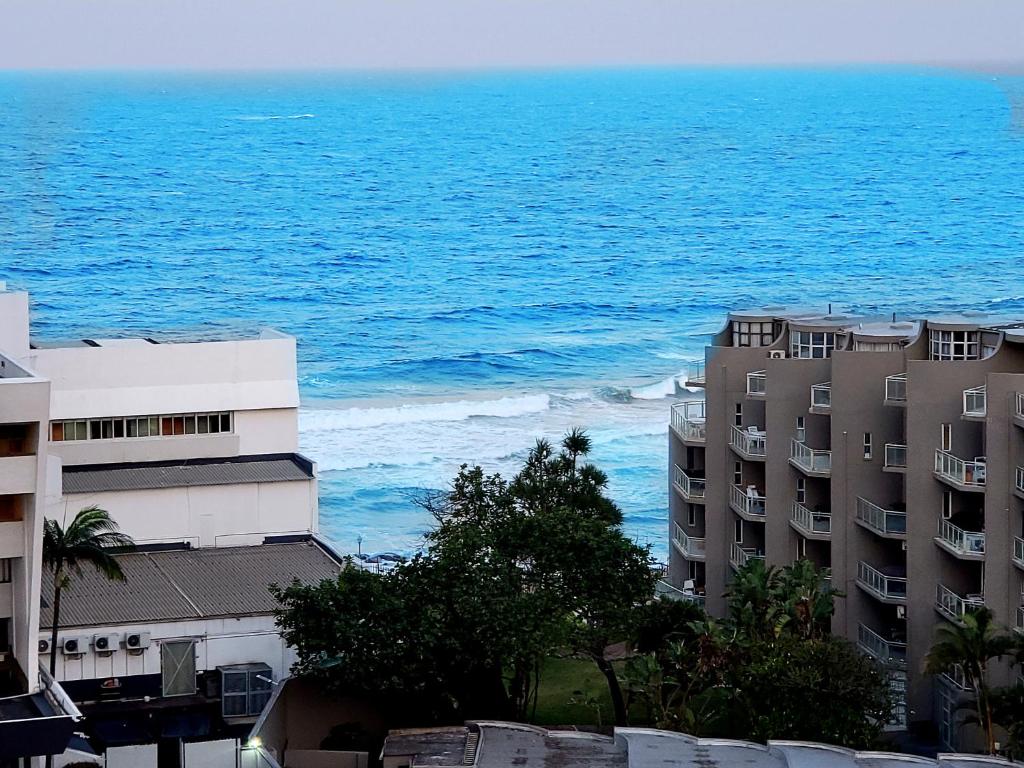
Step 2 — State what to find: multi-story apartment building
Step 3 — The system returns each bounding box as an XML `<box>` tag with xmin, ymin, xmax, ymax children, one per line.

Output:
<box><xmin>668</xmin><ymin>307</ymin><xmax>1024</xmax><ymax>749</ymax></box>
<box><xmin>0</xmin><ymin>283</ymin><xmax>341</xmax><ymax>764</ymax></box>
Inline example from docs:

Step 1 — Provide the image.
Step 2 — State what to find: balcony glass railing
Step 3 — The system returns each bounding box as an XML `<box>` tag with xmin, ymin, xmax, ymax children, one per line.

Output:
<box><xmin>810</xmin><ymin>382</ymin><xmax>832</xmax><ymax>410</ymax></box>
<box><xmin>790</xmin><ymin>501</ymin><xmax>831</xmax><ymax>536</ymax></box>
<box><xmin>1016</xmin><ymin>466</ymin><xmax>1024</xmax><ymax>495</ymax></box>
<box><xmin>885</xmin><ymin>373</ymin><xmax>907</xmax><ymax>403</ymax></box>
<box><xmin>1017</xmin><ymin>606</ymin><xmax>1024</xmax><ymax>634</ymax></box>
<box><xmin>672</xmin><ymin>522</ymin><xmax>706</xmax><ymax>559</ymax></box>
<box><xmin>730</xmin><ymin>425</ymin><xmax>766</xmax><ymax>458</ymax></box>
<box><xmin>790</xmin><ymin>439</ymin><xmax>831</xmax><ymax>474</ymax></box>
<box><xmin>884</xmin><ymin>444</ymin><xmax>907</xmax><ymax>470</ymax></box>
<box><xmin>730</xmin><ymin>484</ymin><xmax>766</xmax><ymax>519</ymax></box>
<box><xmin>670</xmin><ymin>401</ymin><xmax>706</xmax><ymax>443</ymax></box>
<box><xmin>686</xmin><ymin>361</ymin><xmax>706</xmax><ymax>386</ymax></box>
<box><xmin>934</xmin><ymin>450</ymin><xmax>986</xmax><ymax>488</ymax></box>
<box><xmin>856</xmin><ymin>497</ymin><xmax>907</xmax><ymax>537</ymax></box>
<box><xmin>672</xmin><ymin>465</ymin><xmax>706</xmax><ymax>501</ymax></box>
<box><xmin>936</xmin><ymin>519</ymin><xmax>985</xmax><ymax>557</ymax></box>
<box><xmin>857</xmin><ymin>561</ymin><xmax>907</xmax><ymax>602</ymax></box>
<box><xmin>1017</xmin><ymin>392</ymin><xmax>1024</xmax><ymax>420</ymax></box>
<box><xmin>1015</xmin><ymin>537</ymin><xmax>1024</xmax><ymax>568</ymax></box>
<box><xmin>942</xmin><ymin>664</ymin><xmax>970</xmax><ymax>691</ymax></box>
<box><xmin>936</xmin><ymin>584</ymin><xmax>985</xmax><ymax>623</ymax></box>
<box><xmin>963</xmin><ymin>385</ymin><xmax>986</xmax><ymax>418</ymax></box>
<box><xmin>857</xmin><ymin>623</ymin><xmax>907</xmax><ymax>667</ymax></box>
<box><xmin>746</xmin><ymin>370</ymin><xmax>767</xmax><ymax>397</ymax></box>
<box><xmin>729</xmin><ymin>542</ymin><xmax>765</xmax><ymax>570</ymax></box>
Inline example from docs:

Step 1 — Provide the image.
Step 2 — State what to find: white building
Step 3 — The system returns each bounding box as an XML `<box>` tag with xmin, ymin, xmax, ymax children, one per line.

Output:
<box><xmin>0</xmin><ymin>284</ymin><xmax>341</xmax><ymax>763</ymax></box>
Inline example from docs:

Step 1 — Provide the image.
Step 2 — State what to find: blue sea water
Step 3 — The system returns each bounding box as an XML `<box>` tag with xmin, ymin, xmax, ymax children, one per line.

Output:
<box><xmin>2</xmin><ymin>68</ymin><xmax>1023</xmax><ymax>561</ymax></box>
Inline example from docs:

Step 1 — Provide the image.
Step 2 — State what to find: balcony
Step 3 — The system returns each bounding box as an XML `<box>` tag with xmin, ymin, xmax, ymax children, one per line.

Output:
<box><xmin>855</xmin><ymin>497</ymin><xmax>907</xmax><ymax>539</ymax></box>
<box><xmin>746</xmin><ymin>370</ymin><xmax>767</xmax><ymax>398</ymax></box>
<box><xmin>941</xmin><ymin>664</ymin><xmax>970</xmax><ymax>691</ymax></box>
<box><xmin>962</xmin><ymin>385</ymin><xmax>986</xmax><ymax>420</ymax></box>
<box><xmin>0</xmin><ymin>521</ymin><xmax>25</xmax><ymax>560</ymax></box>
<box><xmin>656</xmin><ymin>579</ymin><xmax>706</xmax><ymax>608</ymax></box>
<box><xmin>729</xmin><ymin>425</ymin><xmax>766</xmax><ymax>461</ymax></box>
<box><xmin>857</xmin><ymin>623</ymin><xmax>907</xmax><ymax>668</ymax></box>
<box><xmin>0</xmin><ymin>666</ymin><xmax>80</xmax><ymax>762</ymax></box>
<box><xmin>729</xmin><ymin>484</ymin><xmax>766</xmax><ymax>522</ymax></box>
<box><xmin>670</xmin><ymin>401</ymin><xmax>706</xmax><ymax>445</ymax></box>
<box><xmin>935</xmin><ymin>584</ymin><xmax>985</xmax><ymax>624</ymax></box>
<box><xmin>672</xmin><ymin>522</ymin><xmax>706</xmax><ymax>561</ymax></box>
<box><xmin>789</xmin><ymin>439</ymin><xmax>831</xmax><ymax>477</ymax></box>
<box><xmin>672</xmin><ymin>465</ymin><xmax>706</xmax><ymax>503</ymax></box>
<box><xmin>789</xmin><ymin>501</ymin><xmax>831</xmax><ymax>539</ymax></box>
<box><xmin>1014</xmin><ymin>537</ymin><xmax>1024</xmax><ymax>571</ymax></box>
<box><xmin>934</xmin><ymin>450</ymin><xmax>986</xmax><ymax>492</ymax></box>
<box><xmin>883</xmin><ymin>444</ymin><xmax>907</xmax><ymax>472</ymax></box>
<box><xmin>1017</xmin><ymin>606</ymin><xmax>1024</xmax><ymax>634</ymax></box>
<box><xmin>685</xmin><ymin>361</ymin><xmax>706</xmax><ymax>388</ymax></box>
<box><xmin>0</xmin><ymin>455</ymin><xmax>37</xmax><ymax>496</ymax></box>
<box><xmin>885</xmin><ymin>373</ymin><xmax>907</xmax><ymax>405</ymax></box>
<box><xmin>729</xmin><ymin>543</ymin><xmax>765</xmax><ymax>571</ymax></box>
<box><xmin>809</xmin><ymin>382</ymin><xmax>831</xmax><ymax>413</ymax></box>
<box><xmin>935</xmin><ymin>519</ymin><xmax>985</xmax><ymax>560</ymax></box>
<box><xmin>1016</xmin><ymin>466</ymin><xmax>1024</xmax><ymax>499</ymax></box>
<box><xmin>856</xmin><ymin>561</ymin><xmax>907</xmax><ymax>604</ymax></box>
<box><xmin>1016</xmin><ymin>392</ymin><xmax>1024</xmax><ymax>427</ymax></box>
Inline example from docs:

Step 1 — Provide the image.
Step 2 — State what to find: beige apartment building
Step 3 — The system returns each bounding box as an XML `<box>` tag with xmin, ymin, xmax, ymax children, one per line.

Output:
<box><xmin>668</xmin><ymin>307</ymin><xmax>1024</xmax><ymax>749</ymax></box>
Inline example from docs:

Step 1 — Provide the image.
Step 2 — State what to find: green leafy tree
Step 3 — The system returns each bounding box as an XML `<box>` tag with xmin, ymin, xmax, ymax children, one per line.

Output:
<box><xmin>43</xmin><ymin>506</ymin><xmax>134</xmax><ymax>676</ymax></box>
<box><xmin>925</xmin><ymin>607</ymin><xmax>1015</xmax><ymax>754</ymax></box>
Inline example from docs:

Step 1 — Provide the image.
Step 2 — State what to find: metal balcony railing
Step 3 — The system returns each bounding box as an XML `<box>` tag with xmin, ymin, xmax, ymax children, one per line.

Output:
<box><xmin>729</xmin><ymin>543</ymin><xmax>765</xmax><ymax>570</ymax></box>
<box><xmin>856</xmin><ymin>497</ymin><xmax>907</xmax><ymax>537</ymax></box>
<box><xmin>885</xmin><ymin>373</ymin><xmax>907</xmax><ymax>403</ymax></box>
<box><xmin>962</xmin><ymin>385</ymin><xmax>986</xmax><ymax>418</ymax></box>
<box><xmin>810</xmin><ymin>382</ymin><xmax>832</xmax><ymax>410</ymax></box>
<box><xmin>857</xmin><ymin>623</ymin><xmax>907</xmax><ymax>667</ymax></box>
<box><xmin>672</xmin><ymin>522</ymin><xmax>706</xmax><ymax>560</ymax></box>
<box><xmin>790</xmin><ymin>438</ymin><xmax>832</xmax><ymax>475</ymax></box>
<box><xmin>672</xmin><ymin>465</ymin><xmax>706</xmax><ymax>501</ymax></box>
<box><xmin>942</xmin><ymin>664</ymin><xmax>970</xmax><ymax>691</ymax></box>
<box><xmin>934</xmin><ymin>450</ymin><xmax>986</xmax><ymax>489</ymax></box>
<box><xmin>936</xmin><ymin>519</ymin><xmax>985</xmax><ymax>557</ymax></box>
<box><xmin>686</xmin><ymin>361</ymin><xmax>706</xmax><ymax>386</ymax></box>
<box><xmin>730</xmin><ymin>484</ymin><xmax>766</xmax><ymax>519</ymax></box>
<box><xmin>884</xmin><ymin>444</ymin><xmax>907</xmax><ymax>470</ymax></box>
<box><xmin>790</xmin><ymin>501</ymin><xmax>831</xmax><ymax>536</ymax></box>
<box><xmin>857</xmin><ymin>561</ymin><xmax>907</xmax><ymax>602</ymax></box>
<box><xmin>936</xmin><ymin>584</ymin><xmax>985</xmax><ymax>623</ymax></box>
<box><xmin>670</xmin><ymin>400</ymin><xmax>706</xmax><ymax>443</ymax></box>
<box><xmin>730</xmin><ymin>425</ymin><xmax>766</xmax><ymax>458</ymax></box>
<box><xmin>746</xmin><ymin>370</ymin><xmax>767</xmax><ymax>397</ymax></box>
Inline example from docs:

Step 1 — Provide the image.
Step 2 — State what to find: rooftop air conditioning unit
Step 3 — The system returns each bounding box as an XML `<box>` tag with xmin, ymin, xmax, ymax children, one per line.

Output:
<box><xmin>62</xmin><ymin>637</ymin><xmax>85</xmax><ymax>656</ymax></box>
<box><xmin>769</xmin><ymin>350</ymin><xmax>786</xmax><ymax>360</ymax></box>
<box><xmin>125</xmin><ymin>632</ymin><xmax>151</xmax><ymax>651</ymax></box>
<box><xmin>38</xmin><ymin>638</ymin><xmax>51</xmax><ymax>654</ymax></box>
<box><xmin>93</xmin><ymin>633</ymin><xmax>120</xmax><ymax>655</ymax></box>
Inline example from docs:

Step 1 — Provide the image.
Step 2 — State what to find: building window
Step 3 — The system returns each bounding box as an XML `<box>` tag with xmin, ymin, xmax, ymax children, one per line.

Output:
<box><xmin>796</xmin><ymin>478</ymin><xmax>806</xmax><ymax>504</ymax></box>
<box><xmin>863</xmin><ymin>432</ymin><xmax>872</xmax><ymax>460</ymax></box>
<box><xmin>790</xmin><ymin>330</ymin><xmax>837</xmax><ymax>359</ymax></box>
<box><xmin>854</xmin><ymin>340</ymin><xmax>903</xmax><ymax>352</ymax></box>
<box><xmin>936</xmin><ymin>679</ymin><xmax>959</xmax><ymax>750</ymax></box>
<box><xmin>734</xmin><ymin>518</ymin><xmax>743</xmax><ymax>544</ymax></box>
<box><xmin>797</xmin><ymin>537</ymin><xmax>806</xmax><ymax>559</ymax></box>
<box><xmin>687</xmin><ymin>505</ymin><xmax>696</xmax><ymax>527</ymax></box>
<box><xmin>733</xmin><ymin>462</ymin><xmax>743</xmax><ymax>485</ymax></box>
<box><xmin>796</xmin><ymin>416</ymin><xmax>806</xmax><ymax>443</ymax></box>
<box><xmin>161</xmin><ymin>640</ymin><xmax>197</xmax><ymax>698</ymax></box>
<box><xmin>0</xmin><ymin>559</ymin><xmax>11</xmax><ymax>584</ymax></box>
<box><xmin>688</xmin><ymin>560</ymin><xmax>698</xmax><ymax>580</ymax></box>
<box><xmin>732</xmin><ymin>321</ymin><xmax>775</xmax><ymax>348</ymax></box>
<box><xmin>942</xmin><ymin>491</ymin><xmax>952</xmax><ymax>519</ymax></box>
<box><xmin>221</xmin><ymin>665</ymin><xmax>274</xmax><ymax>719</ymax></box>
<box><xmin>734</xmin><ymin>403</ymin><xmax>743</xmax><ymax>427</ymax></box>
<box><xmin>50</xmin><ymin>412</ymin><xmax>232</xmax><ymax>443</ymax></box>
<box><xmin>941</xmin><ymin>423</ymin><xmax>952</xmax><ymax>451</ymax></box>
<box><xmin>930</xmin><ymin>329</ymin><xmax>979</xmax><ymax>361</ymax></box>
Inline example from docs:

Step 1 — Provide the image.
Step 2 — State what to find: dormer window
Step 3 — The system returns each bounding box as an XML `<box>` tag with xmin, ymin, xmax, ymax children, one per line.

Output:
<box><xmin>731</xmin><ymin>321</ymin><xmax>775</xmax><ymax>348</ymax></box>
<box><xmin>791</xmin><ymin>331</ymin><xmax>836</xmax><ymax>359</ymax></box>
<box><xmin>930</xmin><ymin>330</ymin><xmax>979</xmax><ymax>361</ymax></box>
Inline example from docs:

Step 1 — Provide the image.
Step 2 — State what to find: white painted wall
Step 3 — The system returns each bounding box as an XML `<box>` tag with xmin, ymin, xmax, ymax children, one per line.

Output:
<box><xmin>57</xmin><ymin>477</ymin><xmax>318</xmax><ymax>547</ymax></box>
<box><xmin>46</xmin><ymin>614</ymin><xmax>296</xmax><ymax>685</ymax></box>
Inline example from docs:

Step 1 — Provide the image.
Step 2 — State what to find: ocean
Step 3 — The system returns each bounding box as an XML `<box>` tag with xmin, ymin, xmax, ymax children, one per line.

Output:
<box><xmin>2</xmin><ymin>67</ymin><xmax>1023</xmax><ymax>562</ymax></box>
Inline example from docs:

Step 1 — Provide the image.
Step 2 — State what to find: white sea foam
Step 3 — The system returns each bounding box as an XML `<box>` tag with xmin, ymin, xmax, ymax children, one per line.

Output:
<box><xmin>629</xmin><ymin>373</ymin><xmax>682</xmax><ymax>400</ymax></box>
<box><xmin>234</xmin><ymin>113</ymin><xmax>316</xmax><ymax>121</ymax></box>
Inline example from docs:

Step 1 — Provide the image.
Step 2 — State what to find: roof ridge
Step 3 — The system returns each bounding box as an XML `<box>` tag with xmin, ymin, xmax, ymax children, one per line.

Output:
<box><xmin>145</xmin><ymin>552</ymin><xmax>205</xmax><ymax>620</ymax></box>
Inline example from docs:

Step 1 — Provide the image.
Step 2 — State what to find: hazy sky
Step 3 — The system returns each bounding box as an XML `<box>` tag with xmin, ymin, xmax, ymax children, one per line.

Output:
<box><xmin>2</xmin><ymin>0</ymin><xmax>1023</xmax><ymax>71</ymax></box>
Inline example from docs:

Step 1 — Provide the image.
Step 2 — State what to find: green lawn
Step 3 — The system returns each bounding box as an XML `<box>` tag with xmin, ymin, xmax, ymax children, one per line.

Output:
<box><xmin>532</xmin><ymin>656</ymin><xmax>614</xmax><ymax>726</ymax></box>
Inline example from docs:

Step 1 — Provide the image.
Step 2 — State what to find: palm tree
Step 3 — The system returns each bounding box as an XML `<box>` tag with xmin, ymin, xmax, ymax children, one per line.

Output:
<box><xmin>776</xmin><ymin>559</ymin><xmax>842</xmax><ymax>640</ymax></box>
<box><xmin>43</xmin><ymin>506</ymin><xmax>135</xmax><ymax>676</ymax></box>
<box><xmin>725</xmin><ymin>559</ymin><xmax>782</xmax><ymax>640</ymax></box>
<box><xmin>925</xmin><ymin>607</ymin><xmax>1015</xmax><ymax>754</ymax></box>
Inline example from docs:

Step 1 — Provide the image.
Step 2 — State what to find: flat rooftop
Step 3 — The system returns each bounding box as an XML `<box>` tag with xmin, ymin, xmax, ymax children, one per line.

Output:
<box><xmin>30</xmin><ymin>328</ymin><xmax>291</xmax><ymax>350</ymax></box>
<box><xmin>62</xmin><ymin>453</ymin><xmax>315</xmax><ymax>495</ymax></box>
<box><xmin>40</xmin><ymin>539</ymin><xmax>342</xmax><ymax>629</ymax></box>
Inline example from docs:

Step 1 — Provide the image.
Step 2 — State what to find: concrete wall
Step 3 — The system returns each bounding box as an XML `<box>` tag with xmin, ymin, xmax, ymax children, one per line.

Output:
<box><xmin>57</xmin><ymin>477</ymin><xmax>317</xmax><ymax>547</ymax></box>
<box><xmin>44</xmin><ymin>614</ymin><xmax>296</xmax><ymax>686</ymax></box>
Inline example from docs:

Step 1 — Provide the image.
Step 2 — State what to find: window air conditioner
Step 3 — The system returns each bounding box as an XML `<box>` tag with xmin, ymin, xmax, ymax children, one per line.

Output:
<box><xmin>769</xmin><ymin>350</ymin><xmax>786</xmax><ymax>360</ymax></box>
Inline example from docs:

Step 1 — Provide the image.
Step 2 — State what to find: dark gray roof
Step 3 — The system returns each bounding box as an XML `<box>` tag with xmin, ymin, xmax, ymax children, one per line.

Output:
<box><xmin>40</xmin><ymin>540</ymin><xmax>341</xmax><ymax>629</ymax></box>
<box><xmin>62</xmin><ymin>453</ymin><xmax>315</xmax><ymax>495</ymax></box>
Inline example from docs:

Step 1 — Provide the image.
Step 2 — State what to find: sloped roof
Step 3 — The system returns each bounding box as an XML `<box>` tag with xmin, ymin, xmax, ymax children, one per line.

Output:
<box><xmin>62</xmin><ymin>453</ymin><xmax>314</xmax><ymax>495</ymax></box>
<box><xmin>40</xmin><ymin>540</ymin><xmax>342</xmax><ymax>629</ymax></box>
